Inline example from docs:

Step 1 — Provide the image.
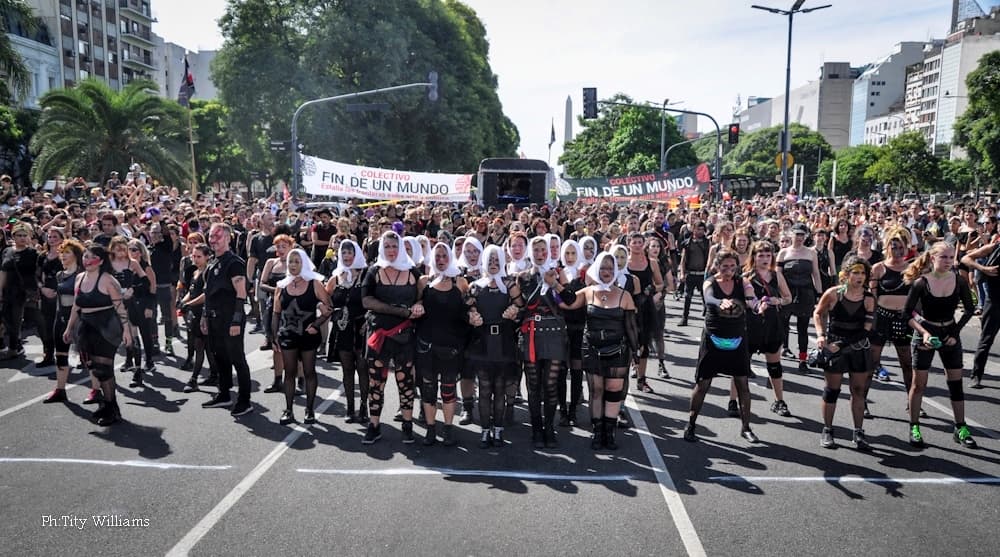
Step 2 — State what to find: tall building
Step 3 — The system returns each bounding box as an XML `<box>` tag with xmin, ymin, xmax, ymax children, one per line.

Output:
<box><xmin>152</xmin><ymin>41</ymin><xmax>217</xmax><ymax>102</ymax></box>
<box><xmin>849</xmin><ymin>42</ymin><xmax>929</xmax><ymax>146</ymax></box>
<box><xmin>735</xmin><ymin>62</ymin><xmax>860</xmax><ymax>150</ymax></box>
<box><xmin>24</xmin><ymin>0</ymin><xmax>157</xmax><ymax>91</ymax></box>
<box><xmin>936</xmin><ymin>6</ymin><xmax>1000</xmax><ymax>155</ymax></box>
<box><xmin>4</xmin><ymin>9</ymin><xmax>59</xmax><ymax>107</ymax></box>
<box><xmin>952</xmin><ymin>0</ymin><xmax>1000</xmax><ymax>32</ymax></box>
<box><xmin>904</xmin><ymin>42</ymin><xmax>945</xmax><ymax>150</ymax></box>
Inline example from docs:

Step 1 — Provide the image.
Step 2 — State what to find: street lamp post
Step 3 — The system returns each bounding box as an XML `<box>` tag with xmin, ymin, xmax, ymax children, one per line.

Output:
<box><xmin>290</xmin><ymin>72</ymin><xmax>438</xmax><ymax>198</ymax></box>
<box><xmin>752</xmin><ymin>1</ymin><xmax>831</xmax><ymax>194</ymax></box>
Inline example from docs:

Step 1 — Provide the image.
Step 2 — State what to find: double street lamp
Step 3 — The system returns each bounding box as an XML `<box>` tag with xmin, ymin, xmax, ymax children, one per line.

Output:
<box><xmin>751</xmin><ymin>1</ymin><xmax>832</xmax><ymax>194</ymax></box>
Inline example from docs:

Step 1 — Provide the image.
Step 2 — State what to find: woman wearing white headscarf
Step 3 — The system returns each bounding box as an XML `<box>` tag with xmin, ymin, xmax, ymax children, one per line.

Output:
<box><xmin>413</xmin><ymin>242</ymin><xmax>471</xmax><ymax>446</ymax></box>
<box><xmin>272</xmin><ymin>248</ymin><xmax>334</xmax><ymax>426</ymax></box>
<box><xmin>361</xmin><ymin>231</ymin><xmax>423</xmax><ymax>445</ymax></box>
<box><xmin>578</xmin><ymin>236</ymin><xmax>598</xmax><ymax>269</ymax></box>
<box><xmin>559</xmin><ymin>251</ymin><xmax>639</xmax><ymax>450</ymax></box>
<box><xmin>506</xmin><ymin>232</ymin><xmax>531</xmax><ymax>275</ymax></box>
<box><xmin>609</xmin><ymin>243</ymin><xmax>642</xmax><ymax>429</ymax></box>
<box><xmin>558</xmin><ymin>239</ymin><xmax>586</xmax><ymax>428</ymax></box>
<box><xmin>467</xmin><ymin>244</ymin><xmax>522</xmax><ymax>448</ymax></box>
<box><xmin>416</xmin><ymin>235</ymin><xmax>433</xmax><ymax>276</ymax></box>
<box><xmin>513</xmin><ymin>235</ymin><xmax>575</xmax><ymax>448</ymax></box>
<box><xmin>325</xmin><ymin>239</ymin><xmax>370</xmax><ymax>423</ymax></box>
<box><xmin>546</xmin><ymin>234</ymin><xmax>562</xmax><ymax>268</ymax></box>
<box><xmin>403</xmin><ymin>237</ymin><xmax>424</xmax><ymax>272</ymax></box>
<box><xmin>455</xmin><ymin>235</ymin><xmax>484</xmax><ymax>424</ymax></box>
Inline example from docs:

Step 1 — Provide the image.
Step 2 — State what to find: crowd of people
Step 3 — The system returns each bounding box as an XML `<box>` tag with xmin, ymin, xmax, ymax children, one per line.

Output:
<box><xmin>1</xmin><ymin>169</ymin><xmax>998</xmax><ymax>451</ymax></box>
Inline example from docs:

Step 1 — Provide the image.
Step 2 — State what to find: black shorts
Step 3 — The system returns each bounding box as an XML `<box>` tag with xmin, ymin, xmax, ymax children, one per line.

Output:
<box><xmin>278</xmin><ymin>331</ymin><xmax>322</xmax><ymax>352</ymax></box>
<box><xmin>872</xmin><ymin>306</ymin><xmax>911</xmax><ymax>346</ymax></box>
<box><xmin>912</xmin><ymin>339</ymin><xmax>964</xmax><ymax>370</ymax></box>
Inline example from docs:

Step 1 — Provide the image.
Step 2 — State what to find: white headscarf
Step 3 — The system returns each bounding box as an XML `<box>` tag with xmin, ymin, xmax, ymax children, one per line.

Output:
<box><xmin>506</xmin><ymin>235</ymin><xmax>531</xmax><ymax>274</ymax></box>
<box><xmin>560</xmin><ymin>239</ymin><xmax>583</xmax><ymax>283</ymax></box>
<box><xmin>545</xmin><ymin>233</ymin><xmax>562</xmax><ymax>266</ymax></box>
<box><xmin>452</xmin><ymin>236</ymin><xmax>466</xmax><ymax>261</ymax></box>
<box><xmin>416</xmin><ymin>235</ymin><xmax>432</xmax><ymax>270</ymax></box>
<box><xmin>331</xmin><ymin>239</ymin><xmax>366</xmax><ymax>284</ymax></box>
<box><xmin>578</xmin><ymin>235</ymin><xmax>598</xmax><ymax>266</ymax></box>
<box><xmin>374</xmin><ymin>231</ymin><xmax>414</xmax><ymax>271</ymax></box>
<box><xmin>403</xmin><ymin>236</ymin><xmax>423</xmax><ymax>267</ymax></box>
<box><xmin>474</xmin><ymin>244</ymin><xmax>508</xmax><ymax>294</ymax></box>
<box><xmin>529</xmin><ymin>236</ymin><xmax>556</xmax><ymax>294</ymax></box>
<box><xmin>428</xmin><ymin>241</ymin><xmax>461</xmax><ymax>287</ymax></box>
<box><xmin>587</xmin><ymin>251</ymin><xmax>619</xmax><ymax>292</ymax></box>
<box><xmin>457</xmin><ymin>236</ymin><xmax>484</xmax><ymax>274</ymax></box>
<box><xmin>277</xmin><ymin>248</ymin><xmax>325</xmax><ymax>288</ymax></box>
<box><xmin>610</xmin><ymin>244</ymin><xmax>631</xmax><ymax>289</ymax></box>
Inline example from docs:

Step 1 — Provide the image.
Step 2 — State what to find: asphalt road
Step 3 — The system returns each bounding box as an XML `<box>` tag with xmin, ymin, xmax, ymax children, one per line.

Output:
<box><xmin>1</xmin><ymin>297</ymin><xmax>998</xmax><ymax>557</ymax></box>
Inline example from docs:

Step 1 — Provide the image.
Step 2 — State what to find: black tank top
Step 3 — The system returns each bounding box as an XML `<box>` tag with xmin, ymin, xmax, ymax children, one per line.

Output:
<box><xmin>747</xmin><ymin>270</ymin><xmax>780</xmax><ymax>319</ymax></box>
<box><xmin>585</xmin><ymin>304</ymin><xmax>625</xmax><ymax>347</ymax></box>
<box><xmin>112</xmin><ymin>263</ymin><xmax>134</xmax><ymax>290</ymax></box>
<box><xmin>829</xmin><ymin>289</ymin><xmax>872</xmax><ymax>337</ymax></box>
<box><xmin>364</xmin><ymin>267</ymin><xmax>418</xmax><ymax>331</ymax></box>
<box><xmin>629</xmin><ymin>259</ymin><xmax>653</xmax><ymax>292</ymax></box>
<box><xmin>704</xmin><ymin>276</ymin><xmax>747</xmax><ymax>338</ymax></box>
<box><xmin>782</xmin><ymin>258</ymin><xmax>814</xmax><ymax>289</ymax></box>
<box><xmin>278</xmin><ymin>279</ymin><xmax>320</xmax><ymax>336</ymax></box>
<box><xmin>418</xmin><ymin>279</ymin><xmax>468</xmax><ymax>348</ymax></box>
<box><xmin>187</xmin><ymin>269</ymin><xmax>206</xmax><ymax>319</ymax></box>
<box><xmin>877</xmin><ymin>265</ymin><xmax>910</xmax><ymax>297</ymax></box>
<box><xmin>56</xmin><ymin>269</ymin><xmax>81</xmax><ymax>312</ymax></box>
<box><xmin>76</xmin><ymin>272</ymin><xmax>112</xmax><ymax>308</ymax></box>
<box><xmin>331</xmin><ymin>273</ymin><xmax>365</xmax><ymax>321</ymax></box>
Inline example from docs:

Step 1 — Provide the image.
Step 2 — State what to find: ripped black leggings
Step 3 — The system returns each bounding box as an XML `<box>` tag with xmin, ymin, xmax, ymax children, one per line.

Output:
<box><xmin>368</xmin><ymin>361</ymin><xmax>415</xmax><ymax>418</ymax></box>
<box><xmin>477</xmin><ymin>362</ymin><xmax>517</xmax><ymax>429</ymax></box>
<box><xmin>525</xmin><ymin>359</ymin><xmax>561</xmax><ymax>423</ymax></box>
<box><xmin>339</xmin><ymin>349</ymin><xmax>369</xmax><ymax>416</ymax></box>
<box><xmin>282</xmin><ymin>348</ymin><xmax>318</xmax><ymax>413</ymax></box>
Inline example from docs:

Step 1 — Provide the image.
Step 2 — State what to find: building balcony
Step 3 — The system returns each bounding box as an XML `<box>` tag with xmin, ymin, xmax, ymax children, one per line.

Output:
<box><xmin>119</xmin><ymin>0</ymin><xmax>153</xmax><ymax>21</ymax></box>
<box><xmin>122</xmin><ymin>56</ymin><xmax>156</xmax><ymax>71</ymax></box>
<box><xmin>120</xmin><ymin>28</ymin><xmax>155</xmax><ymax>47</ymax></box>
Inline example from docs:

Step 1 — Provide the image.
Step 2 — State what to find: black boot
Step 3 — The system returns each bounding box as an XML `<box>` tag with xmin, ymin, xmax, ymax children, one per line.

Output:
<box><xmin>504</xmin><ymin>404</ymin><xmax>514</xmax><ymax>426</ymax></box>
<box><xmin>459</xmin><ymin>401</ymin><xmax>475</xmax><ymax>425</ymax></box>
<box><xmin>543</xmin><ymin>414</ymin><xmax>558</xmax><ymax>448</ymax></box>
<box><xmin>423</xmin><ymin>423</ymin><xmax>437</xmax><ymax>446</ymax></box>
<box><xmin>264</xmin><ymin>377</ymin><xmax>282</xmax><ymax>393</ymax></box>
<box><xmin>558</xmin><ymin>409</ymin><xmax>571</xmax><ymax>427</ymax></box>
<box><xmin>97</xmin><ymin>400</ymin><xmax>120</xmax><ymax>426</ymax></box>
<box><xmin>531</xmin><ymin>415</ymin><xmax>544</xmax><ymax>449</ymax></box>
<box><xmin>442</xmin><ymin>424</ymin><xmax>457</xmax><ymax>446</ymax></box>
<box><xmin>603</xmin><ymin>417</ymin><xmax>618</xmax><ymax>450</ymax></box>
<box><xmin>590</xmin><ymin>418</ymin><xmax>603</xmax><ymax>450</ymax></box>
<box><xmin>130</xmin><ymin>369</ymin><xmax>143</xmax><ymax>388</ymax></box>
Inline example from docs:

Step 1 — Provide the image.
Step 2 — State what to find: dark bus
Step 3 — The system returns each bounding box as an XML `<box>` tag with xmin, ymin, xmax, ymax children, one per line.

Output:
<box><xmin>477</xmin><ymin>158</ymin><xmax>554</xmax><ymax>208</ymax></box>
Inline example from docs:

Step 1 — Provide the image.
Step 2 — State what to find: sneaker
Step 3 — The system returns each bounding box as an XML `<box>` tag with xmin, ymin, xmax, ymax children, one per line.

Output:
<box><xmin>165</xmin><ymin>340</ymin><xmax>174</xmax><ymax>355</ymax></box>
<box><xmin>202</xmin><ymin>394</ymin><xmax>234</xmax><ymax>409</ymax></box>
<box><xmin>617</xmin><ymin>409</ymin><xmax>633</xmax><ymax>429</ymax></box>
<box><xmin>741</xmin><ymin>429</ymin><xmax>760</xmax><ymax>443</ymax></box>
<box><xmin>639</xmin><ymin>379</ymin><xmax>655</xmax><ymax>394</ymax></box>
<box><xmin>42</xmin><ymin>389</ymin><xmax>67</xmax><ymax>404</ymax></box>
<box><xmin>401</xmin><ymin>421</ymin><xmax>415</xmax><ymax>444</ymax></box>
<box><xmin>820</xmin><ymin>427</ymin><xmax>835</xmax><ymax>448</ymax></box>
<box><xmin>727</xmin><ymin>400</ymin><xmax>739</xmax><ymax>418</ymax></box>
<box><xmin>954</xmin><ymin>425</ymin><xmax>978</xmax><ymax>448</ymax></box>
<box><xmin>658</xmin><ymin>361</ymin><xmax>671</xmax><ymax>379</ymax></box>
<box><xmin>479</xmin><ymin>429</ymin><xmax>492</xmax><ymax>449</ymax></box>
<box><xmin>781</xmin><ymin>348</ymin><xmax>794</xmax><ymax>360</ymax></box>
<box><xmin>492</xmin><ymin>427</ymin><xmax>505</xmax><ymax>447</ymax></box>
<box><xmin>362</xmin><ymin>423</ymin><xmax>382</xmax><ymax>445</ymax></box>
<box><xmin>82</xmin><ymin>389</ymin><xmax>101</xmax><ymax>405</ymax></box>
<box><xmin>182</xmin><ymin>381</ymin><xmax>198</xmax><ymax>393</ymax></box>
<box><xmin>909</xmin><ymin>424</ymin><xmax>925</xmax><ymax>448</ymax></box>
<box><xmin>853</xmin><ymin>428</ymin><xmax>871</xmax><ymax>451</ymax></box>
<box><xmin>230</xmin><ymin>401</ymin><xmax>253</xmax><ymax>417</ymax></box>
<box><xmin>458</xmin><ymin>408</ymin><xmax>474</xmax><ymax>426</ymax></box>
<box><xmin>876</xmin><ymin>366</ymin><xmax>891</xmax><ymax>382</ymax></box>
<box><xmin>683</xmin><ymin>425</ymin><xmax>696</xmax><ymax>442</ymax></box>
<box><xmin>770</xmin><ymin>400</ymin><xmax>791</xmax><ymax>417</ymax></box>
<box><xmin>279</xmin><ymin>409</ymin><xmax>296</xmax><ymax>425</ymax></box>
<box><xmin>303</xmin><ymin>410</ymin><xmax>316</xmax><ymax>425</ymax></box>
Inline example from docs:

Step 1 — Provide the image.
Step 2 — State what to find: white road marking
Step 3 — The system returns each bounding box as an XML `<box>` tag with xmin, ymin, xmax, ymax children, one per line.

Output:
<box><xmin>165</xmin><ymin>387</ymin><xmax>341</xmax><ymax>557</ymax></box>
<box><xmin>708</xmin><ymin>475</ymin><xmax>1000</xmax><ymax>485</ymax></box>
<box><xmin>297</xmin><ymin>467</ymin><xmax>632</xmax><ymax>482</ymax></box>
<box><xmin>0</xmin><ymin>457</ymin><xmax>230</xmax><ymax>470</ymax></box>
<box><xmin>626</xmin><ymin>398</ymin><xmax>707</xmax><ymax>557</ymax></box>
<box><xmin>0</xmin><ymin>376</ymin><xmax>91</xmax><ymax>420</ymax></box>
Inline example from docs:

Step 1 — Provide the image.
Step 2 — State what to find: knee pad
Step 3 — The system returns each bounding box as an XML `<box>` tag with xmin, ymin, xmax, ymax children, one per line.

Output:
<box><xmin>947</xmin><ymin>379</ymin><xmax>964</xmax><ymax>402</ymax></box>
<box><xmin>822</xmin><ymin>387</ymin><xmax>841</xmax><ymax>403</ymax></box>
<box><xmin>440</xmin><ymin>382</ymin><xmax>457</xmax><ymax>404</ymax></box>
<box><xmin>91</xmin><ymin>363</ymin><xmax>113</xmax><ymax>381</ymax></box>
<box><xmin>604</xmin><ymin>389</ymin><xmax>624</xmax><ymax>402</ymax></box>
<box><xmin>56</xmin><ymin>354</ymin><xmax>69</xmax><ymax>367</ymax></box>
<box><xmin>766</xmin><ymin>362</ymin><xmax>783</xmax><ymax>379</ymax></box>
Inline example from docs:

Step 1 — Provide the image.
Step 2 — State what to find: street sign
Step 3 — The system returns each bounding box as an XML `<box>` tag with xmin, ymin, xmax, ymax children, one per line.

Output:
<box><xmin>775</xmin><ymin>152</ymin><xmax>794</xmax><ymax>169</ymax></box>
<box><xmin>269</xmin><ymin>140</ymin><xmax>289</xmax><ymax>152</ymax></box>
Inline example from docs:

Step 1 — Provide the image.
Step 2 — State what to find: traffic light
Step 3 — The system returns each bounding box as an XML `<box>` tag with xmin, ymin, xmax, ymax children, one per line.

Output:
<box><xmin>728</xmin><ymin>123</ymin><xmax>740</xmax><ymax>145</ymax></box>
<box><xmin>583</xmin><ymin>87</ymin><xmax>598</xmax><ymax>119</ymax></box>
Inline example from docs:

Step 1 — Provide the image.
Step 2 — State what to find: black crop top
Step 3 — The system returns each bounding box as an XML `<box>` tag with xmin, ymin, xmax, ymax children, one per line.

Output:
<box><xmin>903</xmin><ymin>274</ymin><xmax>975</xmax><ymax>331</ymax></box>
<box><xmin>76</xmin><ymin>272</ymin><xmax>113</xmax><ymax>308</ymax></box>
<box><xmin>876</xmin><ymin>265</ymin><xmax>910</xmax><ymax>297</ymax></box>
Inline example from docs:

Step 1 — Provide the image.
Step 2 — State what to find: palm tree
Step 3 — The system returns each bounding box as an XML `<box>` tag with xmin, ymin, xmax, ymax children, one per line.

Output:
<box><xmin>1</xmin><ymin>0</ymin><xmax>36</xmax><ymax>102</ymax></box>
<box><xmin>30</xmin><ymin>79</ymin><xmax>190</xmax><ymax>186</ymax></box>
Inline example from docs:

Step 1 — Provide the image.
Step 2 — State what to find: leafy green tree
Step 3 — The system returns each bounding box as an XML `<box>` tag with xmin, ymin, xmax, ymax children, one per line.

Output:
<box><xmin>864</xmin><ymin>131</ymin><xmax>941</xmax><ymax>196</ymax></box>
<box><xmin>0</xmin><ymin>0</ymin><xmax>35</xmax><ymax>103</ymax></box>
<box><xmin>814</xmin><ymin>144</ymin><xmax>882</xmax><ymax>198</ymax></box>
<box><xmin>559</xmin><ymin>94</ymin><xmax>694</xmax><ymax>178</ymax></box>
<box><xmin>190</xmin><ymin>99</ymin><xmax>251</xmax><ymax>191</ymax></box>
<box><xmin>0</xmin><ymin>104</ymin><xmax>38</xmax><ymax>187</ymax></box>
<box><xmin>212</xmin><ymin>0</ymin><xmax>518</xmax><ymax>185</ymax></box>
<box><xmin>30</xmin><ymin>79</ymin><xmax>190</xmax><ymax>186</ymax></box>
<box><xmin>955</xmin><ymin>50</ymin><xmax>1000</xmax><ymax>189</ymax></box>
<box><xmin>940</xmin><ymin>157</ymin><xmax>975</xmax><ymax>193</ymax></box>
<box><xmin>722</xmin><ymin>123</ymin><xmax>833</xmax><ymax>193</ymax></box>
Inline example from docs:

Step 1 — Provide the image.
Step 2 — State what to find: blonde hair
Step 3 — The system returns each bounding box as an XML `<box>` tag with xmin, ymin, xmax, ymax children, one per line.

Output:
<box><xmin>903</xmin><ymin>242</ymin><xmax>953</xmax><ymax>284</ymax></box>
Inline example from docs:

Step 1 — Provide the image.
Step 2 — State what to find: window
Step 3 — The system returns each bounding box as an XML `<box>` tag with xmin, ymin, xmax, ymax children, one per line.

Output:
<box><xmin>79</xmin><ymin>68</ymin><xmax>89</xmax><ymax>79</ymax></box>
<box><xmin>120</xmin><ymin>18</ymin><xmax>126</xmax><ymax>33</ymax></box>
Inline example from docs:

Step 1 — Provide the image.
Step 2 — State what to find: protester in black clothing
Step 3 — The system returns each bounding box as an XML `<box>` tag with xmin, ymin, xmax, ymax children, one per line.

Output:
<box><xmin>326</xmin><ymin>239</ymin><xmax>369</xmax><ymax>423</ymax></box>
<box><xmin>36</xmin><ymin>227</ymin><xmax>66</xmax><ymax>367</ymax></box>
<box><xmin>178</xmin><ymin>243</ymin><xmax>213</xmax><ymax>391</ymax></box>
<box><xmin>42</xmin><ymin>240</ymin><xmax>91</xmax><ymax>404</ymax></box>
<box><xmin>0</xmin><ymin>224</ymin><xmax>41</xmax><ymax>359</ymax></box>
<box><xmin>962</xmin><ymin>239</ymin><xmax>1000</xmax><ymax>389</ymax></box>
<box><xmin>677</xmin><ymin>222</ymin><xmax>709</xmax><ymax>327</ymax></box>
<box><xmin>201</xmin><ymin>223</ymin><xmax>253</xmax><ymax>417</ymax></box>
<box><xmin>148</xmin><ymin>223</ymin><xmax>180</xmax><ymax>354</ymax></box>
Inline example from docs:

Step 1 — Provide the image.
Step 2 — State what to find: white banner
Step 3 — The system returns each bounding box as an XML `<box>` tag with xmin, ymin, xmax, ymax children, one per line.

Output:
<box><xmin>299</xmin><ymin>154</ymin><xmax>472</xmax><ymax>202</ymax></box>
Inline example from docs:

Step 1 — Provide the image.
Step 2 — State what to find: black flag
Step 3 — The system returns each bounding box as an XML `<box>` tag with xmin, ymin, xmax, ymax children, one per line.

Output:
<box><xmin>178</xmin><ymin>56</ymin><xmax>196</xmax><ymax>107</ymax></box>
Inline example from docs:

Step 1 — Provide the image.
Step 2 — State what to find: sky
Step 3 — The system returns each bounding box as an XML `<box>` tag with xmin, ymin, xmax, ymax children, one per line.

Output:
<box><xmin>153</xmin><ymin>0</ymin><xmax>960</xmax><ymax>170</ymax></box>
